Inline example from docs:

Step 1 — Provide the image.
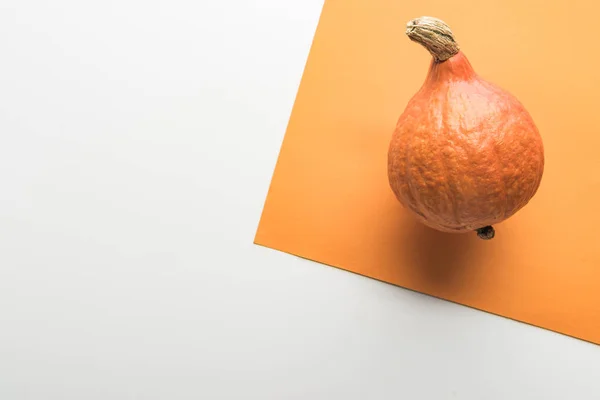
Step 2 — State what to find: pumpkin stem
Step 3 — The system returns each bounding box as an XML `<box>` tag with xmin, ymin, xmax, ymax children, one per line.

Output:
<box><xmin>405</xmin><ymin>16</ymin><xmax>460</xmax><ymax>62</ymax></box>
<box><xmin>476</xmin><ymin>226</ymin><xmax>495</xmax><ymax>240</ymax></box>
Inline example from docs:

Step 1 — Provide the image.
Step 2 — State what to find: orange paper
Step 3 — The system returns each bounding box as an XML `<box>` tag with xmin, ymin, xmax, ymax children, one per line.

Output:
<box><xmin>255</xmin><ymin>0</ymin><xmax>600</xmax><ymax>344</ymax></box>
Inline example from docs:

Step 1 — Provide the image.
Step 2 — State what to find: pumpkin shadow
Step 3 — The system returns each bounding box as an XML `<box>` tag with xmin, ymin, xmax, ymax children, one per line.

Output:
<box><xmin>401</xmin><ymin>219</ymin><xmax>484</xmax><ymax>290</ymax></box>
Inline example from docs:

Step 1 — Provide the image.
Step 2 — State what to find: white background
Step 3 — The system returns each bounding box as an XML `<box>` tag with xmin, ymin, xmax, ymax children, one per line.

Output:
<box><xmin>1</xmin><ymin>1</ymin><xmax>598</xmax><ymax>399</ymax></box>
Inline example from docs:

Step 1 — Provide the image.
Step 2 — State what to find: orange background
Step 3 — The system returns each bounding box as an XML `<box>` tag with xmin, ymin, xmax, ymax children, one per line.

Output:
<box><xmin>255</xmin><ymin>0</ymin><xmax>600</xmax><ymax>344</ymax></box>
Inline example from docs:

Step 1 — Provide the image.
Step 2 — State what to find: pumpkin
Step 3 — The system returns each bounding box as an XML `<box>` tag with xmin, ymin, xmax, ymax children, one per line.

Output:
<box><xmin>387</xmin><ymin>16</ymin><xmax>545</xmax><ymax>240</ymax></box>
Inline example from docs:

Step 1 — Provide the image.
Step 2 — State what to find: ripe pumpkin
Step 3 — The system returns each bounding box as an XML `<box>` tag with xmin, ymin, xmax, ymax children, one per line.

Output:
<box><xmin>387</xmin><ymin>17</ymin><xmax>545</xmax><ymax>240</ymax></box>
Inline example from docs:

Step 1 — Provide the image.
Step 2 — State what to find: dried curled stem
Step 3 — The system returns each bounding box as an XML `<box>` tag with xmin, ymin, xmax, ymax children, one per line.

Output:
<box><xmin>405</xmin><ymin>16</ymin><xmax>460</xmax><ymax>62</ymax></box>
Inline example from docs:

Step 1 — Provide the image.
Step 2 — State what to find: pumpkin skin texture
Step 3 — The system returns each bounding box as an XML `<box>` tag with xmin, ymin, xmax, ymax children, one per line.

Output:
<box><xmin>387</xmin><ymin>17</ymin><xmax>544</xmax><ymax>238</ymax></box>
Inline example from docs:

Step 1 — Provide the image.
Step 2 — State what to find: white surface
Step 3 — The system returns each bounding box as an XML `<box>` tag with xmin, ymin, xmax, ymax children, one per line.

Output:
<box><xmin>0</xmin><ymin>1</ymin><xmax>598</xmax><ymax>399</ymax></box>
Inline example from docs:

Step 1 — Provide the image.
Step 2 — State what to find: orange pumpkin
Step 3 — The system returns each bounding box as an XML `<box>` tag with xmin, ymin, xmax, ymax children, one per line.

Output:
<box><xmin>387</xmin><ymin>17</ymin><xmax>545</xmax><ymax>240</ymax></box>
